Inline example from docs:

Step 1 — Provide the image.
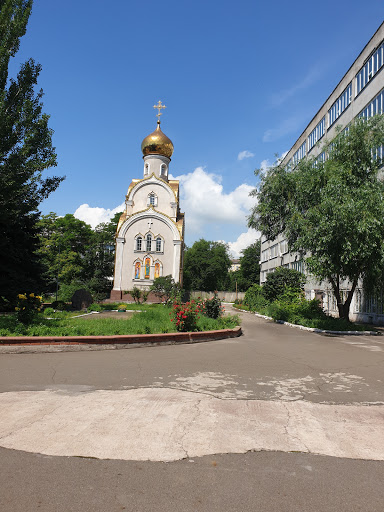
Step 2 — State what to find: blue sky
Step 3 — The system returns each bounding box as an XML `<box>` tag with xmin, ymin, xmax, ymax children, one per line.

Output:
<box><xmin>10</xmin><ymin>0</ymin><xmax>384</xmax><ymax>256</ymax></box>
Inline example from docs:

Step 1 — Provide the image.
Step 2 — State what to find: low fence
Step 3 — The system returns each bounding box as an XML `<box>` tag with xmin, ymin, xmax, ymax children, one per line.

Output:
<box><xmin>190</xmin><ymin>291</ymin><xmax>245</xmax><ymax>303</ymax></box>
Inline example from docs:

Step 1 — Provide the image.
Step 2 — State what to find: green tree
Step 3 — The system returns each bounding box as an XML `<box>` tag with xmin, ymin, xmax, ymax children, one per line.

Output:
<box><xmin>82</xmin><ymin>212</ymin><xmax>121</xmax><ymax>299</ymax></box>
<box><xmin>0</xmin><ymin>0</ymin><xmax>64</xmax><ymax>302</ymax></box>
<box><xmin>150</xmin><ymin>275</ymin><xmax>180</xmax><ymax>304</ymax></box>
<box><xmin>239</xmin><ymin>240</ymin><xmax>261</xmax><ymax>289</ymax></box>
<box><xmin>183</xmin><ymin>239</ymin><xmax>231</xmax><ymax>291</ymax></box>
<box><xmin>37</xmin><ymin>214</ymin><xmax>94</xmax><ymax>295</ymax></box>
<box><xmin>249</xmin><ymin>116</ymin><xmax>384</xmax><ymax>320</ymax></box>
<box><xmin>38</xmin><ymin>212</ymin><xmax>121</xmax><ymax>300</ymax></box>
<box><xmin>262</xmin><ymin>267</ymin><xmax>306</xmax><ymax>302</ymax></box>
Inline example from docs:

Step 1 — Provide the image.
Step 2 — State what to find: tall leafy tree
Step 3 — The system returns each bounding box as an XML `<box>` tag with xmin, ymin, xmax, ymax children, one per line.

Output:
<box><xmin>227</xmin><ymin>241</ymin><xmax>261</xmax><ymax>292</ymax></box>
<box><xmin>38</xmin><ymin>212</ymin><xmax>120</xmax><ymax>300</ymax></box>
<box><xmin>239</xmin><ymin>240</ymin><xmax>261</xmax><ymax>289</ymax></box>
<box><xmin>37</xmin><ymin>214</ymin><xmax>94</xmax><ymax>292</ymax></box>
<box><xmin>249</xmin><ymin>116</ymin><xmax>384</xmax><ymax>320</ymax></box>
<box><xmin>0</xmin><ymin>0</ymin><xmax>64</xmax><ymax>302</ymax></box>
<box><xmin>183</xmin><ymin>239</ymin><xmax>231</xmax><ymax>291</ymax></box>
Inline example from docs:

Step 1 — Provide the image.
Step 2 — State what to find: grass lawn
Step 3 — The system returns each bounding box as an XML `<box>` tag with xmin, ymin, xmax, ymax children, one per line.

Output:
<box><xmin>0</xmin><ymin>305</ymin><xmax>240</xmax><ymax>337</ymax></box>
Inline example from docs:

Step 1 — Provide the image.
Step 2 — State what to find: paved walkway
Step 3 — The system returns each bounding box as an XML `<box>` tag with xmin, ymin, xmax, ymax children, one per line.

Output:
<box><xmin>1</xmin><ymin>305</ymin><xmax>384</xmax><ymax>511</ymax></box>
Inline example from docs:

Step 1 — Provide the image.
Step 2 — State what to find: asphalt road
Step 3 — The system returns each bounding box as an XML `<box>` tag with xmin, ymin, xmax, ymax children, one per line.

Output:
<box><xmin>1</xmin><ymin>306</ymin><xmax>383</xmax><ymax>511</ymax></box>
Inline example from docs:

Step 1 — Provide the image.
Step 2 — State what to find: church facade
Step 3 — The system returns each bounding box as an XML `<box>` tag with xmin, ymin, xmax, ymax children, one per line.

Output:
<box><xmin>110</xmin><ymin>103</ymin><xmax>184</xmax><ymax>300</ymax></box>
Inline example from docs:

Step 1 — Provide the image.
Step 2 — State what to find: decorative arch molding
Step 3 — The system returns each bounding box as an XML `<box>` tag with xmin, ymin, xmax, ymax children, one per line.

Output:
<box><xmin>127</xmin><ymin>175</ymin><xmax>176</xmax><ymax>202</ymax></box>
<box><xmin>118</xmin><ymin>210</ymin><xmax>181</xmax><ymax>241</ymax></box>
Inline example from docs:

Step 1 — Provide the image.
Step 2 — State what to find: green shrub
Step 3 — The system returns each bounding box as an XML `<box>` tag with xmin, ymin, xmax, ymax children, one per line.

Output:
<box><xmin>203</xmin><ymin>293</ymin><xmax>223</xmax><ymax>319</ymax></box>
<box><xmin>171</xmin><ymin>300</ymin><xmax>203</xmax><ymax>331</ymax></box>
<box><xmin>58</xmin><ymin>282</ymin><xmax>88</xmax><ymax>303</ymax></box>
<box><xmin>263</xmin><ymin>267</ymin><xmax>306</xmax><ymax>302</ymax></box>
<box><xmin>15</xmin><ymin>293</ymin><xmax>42</xmax><ymax>324</ymax></box>
<box><xmin>52</xmin><ymin>300</ymin><xmax>67</xmax><ymax>311</ymax></box>
<box><xmin>44</xmin><ymin>307</ymin><xmax>55</xmax><ymax>316</ymax></box>
<box><xmin>244</xmin><ymin>284</ymin><xmax>268</xmax><ymax>312</ymax></box>
<box><xmin>88</xmin><ymin>303</ymin><xmax>102</xmax><ymax>312</ymax></box>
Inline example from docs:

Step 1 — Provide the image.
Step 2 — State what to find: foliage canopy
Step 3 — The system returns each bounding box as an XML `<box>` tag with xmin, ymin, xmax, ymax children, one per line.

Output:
<box><xmin>0</xmin><ymin>0</ymin><xmax>64</xmax><ymax>301</ymax></box>
<box><xmin>183</xmin><ymin>239</ymin><xmax>231</xmax><ymax>291</ymax></box>
<box><xmin>248</xmin><ymin>116</ymin><xmax>384</xmax><ymax>320</ymax></box>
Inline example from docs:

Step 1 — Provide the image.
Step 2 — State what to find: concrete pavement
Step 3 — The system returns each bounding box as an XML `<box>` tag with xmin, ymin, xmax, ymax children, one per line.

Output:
<box><xmin>1</xmin><ymin>305</ymin><xmax>384</xmax><ymax>511</ymax></box>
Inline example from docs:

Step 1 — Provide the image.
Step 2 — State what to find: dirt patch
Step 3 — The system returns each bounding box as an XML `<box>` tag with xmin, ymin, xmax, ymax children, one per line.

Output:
<box><xmin>74</xmin><ymin>311</ymin><xmax>138</xmax><ymax>320</ymax></box>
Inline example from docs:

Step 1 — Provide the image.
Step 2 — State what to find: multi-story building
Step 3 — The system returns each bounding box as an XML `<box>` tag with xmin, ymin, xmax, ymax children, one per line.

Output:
<box><xmin>260</xmin><ymin>21</ymin><xmax>384</xmax><ymax>323</ymax></box>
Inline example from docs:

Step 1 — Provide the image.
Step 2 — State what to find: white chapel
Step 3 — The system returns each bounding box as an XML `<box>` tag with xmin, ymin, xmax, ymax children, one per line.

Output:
<box><xmin>110</xmin><ymin>102</ymin><xmax>185</xmax><ymax>300</ymax></box>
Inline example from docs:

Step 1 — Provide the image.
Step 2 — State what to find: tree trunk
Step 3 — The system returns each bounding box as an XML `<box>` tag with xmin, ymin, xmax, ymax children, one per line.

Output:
<box><xmin>336</xmin><ymin>279</ymin><xmax>358</xmax><ymax>322</ymax></box>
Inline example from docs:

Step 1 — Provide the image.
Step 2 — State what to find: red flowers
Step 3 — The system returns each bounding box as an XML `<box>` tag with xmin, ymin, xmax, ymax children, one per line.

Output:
<box><xmin>171</xmin><ymin>301</ymin><xmax>202</xmax><ymax>332</ymax></box>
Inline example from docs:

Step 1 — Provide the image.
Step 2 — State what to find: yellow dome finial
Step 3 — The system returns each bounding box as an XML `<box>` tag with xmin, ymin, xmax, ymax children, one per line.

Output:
<box><xmin>153</xmin><ymin>100</ymin><xmax>167</xmax><ymax>124</ymax></box>
<box><xmin>141</xmin><ymin>101</ymin><xmax>174</xmax><ymax>158</ymax></box>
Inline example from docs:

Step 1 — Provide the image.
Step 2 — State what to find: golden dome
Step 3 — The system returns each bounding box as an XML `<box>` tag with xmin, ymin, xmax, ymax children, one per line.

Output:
<box><xmin>141</xmin><ymin>120</ymin><xmax>174</xmax><ymax>159</ymax></box>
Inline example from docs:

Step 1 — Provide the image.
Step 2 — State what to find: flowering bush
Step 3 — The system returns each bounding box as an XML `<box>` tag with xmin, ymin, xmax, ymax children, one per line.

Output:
<box><xmin>170</xmin><ymin>300</ymin><xmax>204</xmax><ymax>332</ymax></box>
<box><xmin>15</xmin><ymin>293</ymin><xmax>42</xmax><ymax>324</ymax></box>
<box><xmin>203</xmin><ymin>292</ymin><xmax>224</xmax><ymax>319</ymax></box>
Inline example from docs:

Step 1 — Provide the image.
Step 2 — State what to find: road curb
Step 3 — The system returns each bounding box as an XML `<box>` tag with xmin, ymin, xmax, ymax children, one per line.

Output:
<box><xmin>0</xmin><ymin>326</ymin><xmax>242</xmax><ymax>347</ymax></box>
<box><xmin>233</xmin><ymin>307</ymin><xmax>379</xmax><ymax>336</ymax></box>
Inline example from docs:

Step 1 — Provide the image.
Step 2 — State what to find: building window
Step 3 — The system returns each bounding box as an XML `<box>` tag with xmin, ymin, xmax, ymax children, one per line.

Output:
<box><xmin>146</xmin><ymin>234</ymin><xmax>152</xmax><ymax>252</ymax></box>
<box><xmin>359</xmin><ymin>88</ymin><xmax>384</xmax><ymax>119</ymax></box>
<box><xmin>291</xmin><ymin>260</ymin><xmax>305</xmax><ymax>273</ymax></box>
<box><xmin>147</xmin><ymin>193</ymin><xmax>158</xmax><ymax>207</ymax></box>
<box><xmin>359</xmin><ymin>89</ymin><xmax>384</xmax><ymax>164</ymax></box>
<box><xmin>270</xmin><ymin>244</ymin><xmax>279</xmax><ymax>259</ymax></box>
<box><xmin>292</xmin><ymin>141</ymin><xmax>306</xmax><ymax>166</ymax></box>
<box><xmin>356</xmin><ymin>41</ymin><xmax>384</xmax><ymax>96</ymax></box>
<box><xmin>134</xmin><ymin>261</ymin><xmax>141</xmax><ymax>279</ymax></box>
<box><xmin>145</xmin><ymin>163</ymin><xmax>149</xmax><ymax>175</ymax></box>
<box><xmin>144</xmin><ymin>257</ymin><xmax>151</xmax><ymax>279</ymax></box>
<box><xmin>285</xmin><ymin>158</ymin><xmax>292</xmax><ymax>172</ymax></box>
<box><xmin>261</xmin><ymin>249</ymin><xmax>269</xmax><ymax>262</ymax></box>
<box><xmin>279</xmin><ymin>240</ymin><xmax>288</xmax><ymax>254</ymax></box>
<box><xmin>313</xmin><ymin>151</ymin><xmax>327</xmax><ymax>168</ymax></box>
<box><xmin>136</xmin><ymin>236</ymin><xmax>142</xmax><ymax>251</ymax></box>
<box><xmin>160</xmin><ymin>164</ymin><xmax>167</xmax><ymax>176</ymax></box>
<box><xmin>328</xmin><ymin>83</ymin><xmax>352</xmax><ymax>127</ymax></box>
<box><xmin>156</xmin><ymin>237</ymin><xmax>162</xmax><ymax>252</ymax></box>
<box><xmin>308</xmin><ymin>117</ymin><xmax>325</xmax><ymax>152</ymax></box>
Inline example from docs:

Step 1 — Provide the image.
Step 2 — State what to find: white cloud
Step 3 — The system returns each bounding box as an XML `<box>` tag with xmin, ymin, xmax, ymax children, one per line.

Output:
<box><xmin>227</xmin><ymin>228</ymin><xmax>261</xmax><ymax>259</ymax></box>
<box><xmin>73</xmin><ymin>168</ymin><xmax>259</xmax><ymax>249</ymax></box>
<box><xmin>74</xmin><ymin>202</ymin><xmax>125</xmax><ymax>228</ymax></box>
<box><xmin>171</xmin><ymin>167</ymin><xmax>255</xmax><ymax>235</ymax></box>
<box><xmin>237</xmin><ymin>150</ymin><xmax>255</xmax><ymax>161</ymax></box>
<box><xmin>259</xmin><ymin>151</ymin><xmax>288</xmax><ymax>172</ymax></box>
<box><xmin>269</xmin><ymin>65</ymin><xmax>323</xmax><ymax>107</ymax></box>
<box><xmin>262</xmin><ymin>115</ymin><xmax>308</xmax><ymax>143</ymax></box>
<box><xmin>260</xmin><ymin>159</ymin><xmax>271</xmax><ymax>172</ymax></box>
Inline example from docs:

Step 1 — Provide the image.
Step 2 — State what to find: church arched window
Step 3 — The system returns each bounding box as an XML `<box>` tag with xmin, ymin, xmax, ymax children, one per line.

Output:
<box><xmin>154</xmin><ymin>262</ymin><xmax>161</xmax><ymax>279</ymax></box>
<box><xmin>136</xmin><ymin>236</ymin><xmax>142</xmax><ymax>251</ymax></box>
<box><xmin>147</xmin><ymin>192</ymin><xmax>157</xmax><ymax>207</ymax></box>
<box><xmin>134</xmin><ymin>261</ymin><xmax>141</xmax><ymax>279</ymax></box>
<box><xmin>156</xmin><ymin>237</ymin><xmax>162</xmax><ymax>252</ymax></box>
<box><xmin>144</xmin><ymin>163</ymin><xmax>149</xmax><ymax>175</ymax></box>
<box><xmin>160</xmin><ymin>164</ymin><xmax>167</xmax><ymax>176</ymax></box>
<box><xmin>146</xmin><ymin>233</ymin><xmax>152</xmax><ymax>252</ymax></box>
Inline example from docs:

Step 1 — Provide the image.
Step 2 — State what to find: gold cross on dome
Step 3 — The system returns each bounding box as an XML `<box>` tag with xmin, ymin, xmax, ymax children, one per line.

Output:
<box><xmin>153</xmin><ymin>100</ymin><xmax>167</xmax><ymax>119</ymax></box>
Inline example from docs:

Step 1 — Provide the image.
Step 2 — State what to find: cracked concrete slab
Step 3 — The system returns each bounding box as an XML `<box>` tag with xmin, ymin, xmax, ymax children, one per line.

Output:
<box><xmin>0</xmin><ymin>387</ymin><xmax>383</xmax><ymax>462</ymax></box>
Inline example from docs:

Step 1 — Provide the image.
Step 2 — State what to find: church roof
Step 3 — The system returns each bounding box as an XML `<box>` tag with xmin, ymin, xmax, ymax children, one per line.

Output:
<box><xmin>141</xmin><ymin>120</ymin><xmax>174</xmax><ymax>159</ymax></box>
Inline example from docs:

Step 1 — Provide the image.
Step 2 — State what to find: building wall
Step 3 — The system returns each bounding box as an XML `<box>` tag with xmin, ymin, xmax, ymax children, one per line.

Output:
<box><xmin>259</xmin><ymin>22</ymin><xmax>384</xmax><ymax>322</ymax></box>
